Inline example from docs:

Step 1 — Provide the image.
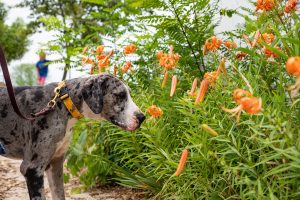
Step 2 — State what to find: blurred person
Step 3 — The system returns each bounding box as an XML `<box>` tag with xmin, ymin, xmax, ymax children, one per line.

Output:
<box><xmin>36</xmin><ymin>51</ymin><xmax>50</xmax><ymax>86</ymax></box>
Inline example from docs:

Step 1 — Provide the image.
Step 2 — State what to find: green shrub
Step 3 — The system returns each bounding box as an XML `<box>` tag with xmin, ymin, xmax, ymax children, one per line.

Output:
<box><xmin>67</xmin><ymin>0</ymin><xmax>300</xmax><ymax>199</ymax></box>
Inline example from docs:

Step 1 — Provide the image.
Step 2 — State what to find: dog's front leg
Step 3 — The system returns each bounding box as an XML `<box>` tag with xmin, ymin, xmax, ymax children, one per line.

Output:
<box><xmin>46</xmin><ymin>155</ymin><xmax>66</xmax><ymax>200</ymax></box>
<box><xmin>20</xmin><ymin>161</ymin><xmax>46</xmax><ymax>200</ymax></box>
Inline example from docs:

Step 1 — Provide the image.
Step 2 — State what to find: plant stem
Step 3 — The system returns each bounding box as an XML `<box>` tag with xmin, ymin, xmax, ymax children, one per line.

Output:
<box><xmin>168</xmin><ymin>0</ymin><xmax>204</xmax><ymax>75</ymax></box>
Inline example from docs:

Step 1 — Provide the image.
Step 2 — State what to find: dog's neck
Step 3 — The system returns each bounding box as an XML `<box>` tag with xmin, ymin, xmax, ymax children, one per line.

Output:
<box><xmin>63</xmin><ymin>77</ymin><xmax>89</xmax><ymax>115</ymax></box>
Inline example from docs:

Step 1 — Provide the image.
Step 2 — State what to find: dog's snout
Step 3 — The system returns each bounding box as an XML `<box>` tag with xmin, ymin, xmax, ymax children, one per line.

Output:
<box><xmin>135</xmin><ymin>112</ymin><xmax>146</xmax><ymax>125</ymax></box>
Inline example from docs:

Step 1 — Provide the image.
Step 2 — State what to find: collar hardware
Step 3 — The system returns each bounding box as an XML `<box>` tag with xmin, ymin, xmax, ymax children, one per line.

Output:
<box><xmin>52</xmin><ymin>81</ymin><xmax>84</xmax><ymax>119</ymax></box>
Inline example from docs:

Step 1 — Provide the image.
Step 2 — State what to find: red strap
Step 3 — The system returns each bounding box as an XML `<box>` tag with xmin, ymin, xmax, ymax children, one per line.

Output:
<box><xmin>0</xmin><ymin>46</ymin><xmax>35</xmax><ymax>121</ymax></box>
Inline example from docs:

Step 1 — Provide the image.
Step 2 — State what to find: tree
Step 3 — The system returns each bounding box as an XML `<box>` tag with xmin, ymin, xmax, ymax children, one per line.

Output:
<box><xmin>0</xmin><ymin>2</ymin><xmax>30</xmax><ymax>63</ymax></box>
<box><xmin>13</xmin><ymin>64</ymin><xmax>37</xmax><ymax>86</ymax></box>
<box><xmin>19</xmin><ymin>0</ymin><xmax>145</xmax><ymax>80</ymax></box>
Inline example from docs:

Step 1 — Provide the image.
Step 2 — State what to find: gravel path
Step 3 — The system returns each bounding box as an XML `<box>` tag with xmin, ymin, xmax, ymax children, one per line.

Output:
<box><xmin>0</xmin><ymin>156</ymin><xmax>144</xmax><ymax>200</ymax></box>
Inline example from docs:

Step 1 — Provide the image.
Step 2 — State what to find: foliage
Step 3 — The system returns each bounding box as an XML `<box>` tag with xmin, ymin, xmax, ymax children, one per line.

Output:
<box><xmin>19</xmin><ymin>0</ymin><xmax>146</xmax><ymax>80</ymax></box>
<box><xmin>0</xmin><ymin>2</ymin><xmax>30</xmax><ymax>62</ymax></box>
<box><xmin>12</xmin><ymin>64</ymin><xmax>37</xmax><ymax>86</ymax></box>
<box><xmin>64</xmin><ymin>0</ymin><xmax>300</xmax><ymax>199</ymax></box>
<box><xmin>139</xmin><ymin>0</ymin><xmax>220</xmax><ymax>75</ymax></box>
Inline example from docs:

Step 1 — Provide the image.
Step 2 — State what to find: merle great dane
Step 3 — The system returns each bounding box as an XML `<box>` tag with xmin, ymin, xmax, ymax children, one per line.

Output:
<box><xmin>0</xmin><ymin>73</ymin><xmax>145</xmax><ymax>200</ymax></box>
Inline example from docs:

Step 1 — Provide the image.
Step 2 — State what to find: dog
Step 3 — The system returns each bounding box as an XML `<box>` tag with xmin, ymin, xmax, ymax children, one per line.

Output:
<box><xmin>0</xmin><ymin>73</ymin><xmax>145</xmax><ymax>200</ymax></box>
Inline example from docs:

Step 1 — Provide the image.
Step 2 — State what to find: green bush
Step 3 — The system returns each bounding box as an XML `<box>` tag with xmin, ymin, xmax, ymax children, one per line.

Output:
<box><xmin>66</xmin><ymin>0</ymin><xmax>300</xmax><ymax>199</ymax></box>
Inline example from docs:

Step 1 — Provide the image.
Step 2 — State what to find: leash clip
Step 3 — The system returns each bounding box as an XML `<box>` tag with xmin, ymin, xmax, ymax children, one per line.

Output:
<box><xmin>47</xmin><ymin>81</ymin><xmax>66</xmax><ymax>108</ymax></box>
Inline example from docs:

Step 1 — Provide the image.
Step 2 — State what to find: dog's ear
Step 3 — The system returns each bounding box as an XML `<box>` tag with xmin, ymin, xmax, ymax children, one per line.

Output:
<box><xmin>82</xmin><ymin>77</ymin><xmax>104</xmax><ymax>114</ymax></box>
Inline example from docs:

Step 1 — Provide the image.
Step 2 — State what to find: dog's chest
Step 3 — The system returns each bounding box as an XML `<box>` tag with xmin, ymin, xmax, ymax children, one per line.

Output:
<box><xmin>52</xmin><ymin>118</ymin><xmax>77</xmax><ymax>160</ymax></box>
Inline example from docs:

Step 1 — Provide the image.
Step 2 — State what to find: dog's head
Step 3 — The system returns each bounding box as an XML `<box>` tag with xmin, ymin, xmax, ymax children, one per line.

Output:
<box><xmin>81</xmin><ymin>74</ymin><xmax>145</xmax><ymax>131</ymax></box>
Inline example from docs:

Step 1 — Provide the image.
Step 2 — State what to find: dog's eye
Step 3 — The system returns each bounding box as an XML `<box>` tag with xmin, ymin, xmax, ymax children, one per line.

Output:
<box><xmin>115</xmin><ymin>91</ymin><xmax>127</xmax><ymax>99</ymax></box>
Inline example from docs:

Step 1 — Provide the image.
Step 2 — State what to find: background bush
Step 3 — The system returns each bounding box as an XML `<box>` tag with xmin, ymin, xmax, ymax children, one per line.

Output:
<box><xmin>60</xmin><ymin>0</ymin><xmax>300</xmax><ymax>199</ymax></box>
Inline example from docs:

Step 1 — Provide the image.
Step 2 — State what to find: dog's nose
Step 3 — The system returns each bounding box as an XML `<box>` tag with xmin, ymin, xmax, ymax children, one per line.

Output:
<box><xmin>135</xmin><ymin>112</ymin><xmax>146</xmax><ymax>125</ymax></box>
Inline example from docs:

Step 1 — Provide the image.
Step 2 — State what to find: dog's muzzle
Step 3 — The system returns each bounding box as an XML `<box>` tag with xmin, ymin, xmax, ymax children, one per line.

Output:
<box><xmin>126</xmin><ymin>112</ymin><xmax>146</xmax><ymax>131</ymax></box>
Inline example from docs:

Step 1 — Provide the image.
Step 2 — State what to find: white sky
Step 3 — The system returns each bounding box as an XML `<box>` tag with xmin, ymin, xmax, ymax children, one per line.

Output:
<box><xmin>1</xmin><ymin>0</ymin><xmax>251</xmax><ymax>84</ymax></box>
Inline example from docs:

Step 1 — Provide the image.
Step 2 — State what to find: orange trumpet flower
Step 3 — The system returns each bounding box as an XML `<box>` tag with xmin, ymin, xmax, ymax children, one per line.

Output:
<box><xmin>194</xmin><ymin>58</ymin><xmax>226</xmax><ymax>104</ymax></box>
<box><xmin>203</xmin><ymin>36</ymin><xmax>222</xmax><ymax>55</ymax></box>
<box><xmin>114</xmin><ymin>65</ymin><xmax>117</xmax><ymax>76</ymax></box>
<box><xmin>122</xmin><ymin>61</ymin><xmax>132</xmax><ymax>73</ymax></box>
<box><xmin>285</xmin><ymin>0</ymin><xmax>298</xmax><ymax>13</ymax></box>
<box><xmin>124</xmin><ymin>44</ymin><xmax>136</xmax><ymax>55</ymax></box>
<box><xmin>286</xmin><ymin>56</ymin><xmax>300</xmax><ymax>76</ymax></box>
<box><xmin>233</xmin><ymin>89</ymin><xmax>252</xmax><ymax>104</ymax></box>
<box><xmin>258</xmin><ymin>33</ymin><xmax>275</xmax><ymax>45</ymax></box>
<box><xmin>240</xmin><ymin>97</ymin><xmax>262</xmax><ymax>114</ymax></box>
<box><xmin>217</xmin><ymin>58</ymin><xmax>226</xmax><ymax>75</ymax></box>
<box><xmin>188</xmin><ymin>78</ymin><xmax>198</xmax><ymax>97</ymax></box>
<box><xmin>146</xmin><ymin>105</ymin><xmax>163</xmax><ymax>118</ymax></box>
<box><xmin>256</xmin><ymin>0</ymin><xmax>276</xmax><ymax>11</ymax></box>
<box><xmin>170</xmin><ymin>75</ymin><xmax>177</xmax><ymax>97</ymax></box>
<box><xmin>157</xmin><ymin>46</ymin><xmax>180</xmax><ymax>70</ymax></box>
<box><xmin>174</xmin><ymin>149</ymin><xmax>188</xmax><ymax>176</ymax></box>
<box><xmin>195</xmin><ymin>79</ymin><xmax>209</xmax><ymax>105</ymax></box>
<box><xmin>224</xmin><ymin>40</ymin><xmax>237</xmax><ymax>49</ymax></box>
<box><xmin>243</xmin><ymin>34</ymin><xmax>252</xmax><ymax>46</ymax></box>
<box><xmin>252</xmin><ymin>30</ymin><xmax>261</xmax><ymax>47</ymax></box>
<box><xmin>204</xmin><ymin>71</ymin><xmax>219</xmax><ymax>84</ymax></box>
<box><xmin>263</xmin><ymin>46</ymin><xmax>280</xmax><ymax>58</ymax></box>
<box><xmin>96</xmin><ymin>45</ymin><xmax>104</xmax><ymax>55</ymax></box>
<box><xmin>98</xmin><ymin>50</ymin><xmax>114</xmax><ymax>71</ymax></box>
<box><xmin>286</xmin><ymin>56</ymin><xmax>300</xmax><ymax>97</ymax></box>
<box><xmin>223</xmin><ymin>89</ymin><xmax>262</xmax><ymax>122</ymax></box>
<box><xmin>161</xmin><ymin>71</ymin><xmax>169</xmax><ymax>88</ymax></box>
<box><xmin>82</xmin><ymin>56</ymin><xmax>93</xmax><ymax>65</ymax></box>
<box><xmin>157</xmin><ymin>51</ymin><xmax>165</xmax><ymax>60</ymax></box>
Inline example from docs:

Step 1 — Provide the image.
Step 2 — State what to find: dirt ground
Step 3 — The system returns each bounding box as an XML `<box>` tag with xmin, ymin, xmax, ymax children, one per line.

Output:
<box><xmin>0</xmin><ymin>156</ymin><xmax>145</xmax><ymax>200</ymax></box>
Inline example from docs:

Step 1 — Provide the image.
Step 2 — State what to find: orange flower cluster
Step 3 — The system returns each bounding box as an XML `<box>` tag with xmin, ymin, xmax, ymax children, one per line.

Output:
<box><xmin>224</xmin><ymin>40</ymin><xmax>237</xmax><ymax>49</ymax></box>
<box><xmin>146</xmin><ymin>105</ymin><xmax>163</xmax><ymax>118</ymax></box>
<box><xmin>203</xmin><ymin>36</ymin><xmax>222</xmax><ymax>55</ymax></box>
<box><xmin>158</xmin><ymin>46</ymin><xmax>179</xmax><ymax>90</ymax></box>
<box><xmin>256</xmin><ymin>0</ymin><xmax>276</xmax><ymax>11</ymax></box>
<box><xmin>243</xmin><ymin>31</ymin><xmax>273</xmax><ymax>48</ymax></box>
<box><xmin>223</xmin><ymin>89</ymin><xmax>262</xmax><ymax>122</ymax></box>
<box><xmin>82</xmin><ymin>45</ymin><xmax>114</xmax><ymax>74</ymax></box>
<box><xmin>285</xmin><ymin>0</ymin><xmax>298</xmax><ymax>13</ymax></box>
<box><xmin>286</xmin><ymin>56</ymin><xmax>300</xmax><ymax>97</ymax></box>
<box><xmin>263</xmin><ymin>46</ymin><xmax>281</xmax><ymax>58</ymax></box>
<box><xmin>122</xmin><ymin>61</ymin><xmax>132</xmax><ymax>73</ymax></box>
<box><xmin>194</xmin><ymin>59</ymin><xmax>226</xmax><ymax>105</ymax></box>
<box><xmin>124</xmin><ymin>44</ymin><xmax>136</xmax><ymax>55</ymax></box>
<box><xmin>157</xmin><ymin>46</ymin><xmax>180</xmax><ymax>70</ymax></box>
<box><xmin>97</xmin><ymin>50</ymin><xmax>114</xmax><ymax>71</ymax></box>
<box><xmin>258</xmin><ymin>33</ymin><xmax>275</xmax><ymax>45</ymax></box>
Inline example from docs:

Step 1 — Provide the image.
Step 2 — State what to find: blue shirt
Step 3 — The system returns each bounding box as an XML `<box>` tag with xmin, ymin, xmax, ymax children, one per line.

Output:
<box><xmin>36</xmin><ymin>59</ymin><xmax>50</xmax><ymax>77</ymax></box>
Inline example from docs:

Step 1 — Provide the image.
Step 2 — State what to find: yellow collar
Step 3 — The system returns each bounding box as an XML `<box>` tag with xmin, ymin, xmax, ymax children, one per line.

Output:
<box><xmin>57</xmin><ymin>81</ymin><xmax>84</xmax><ymax>119</ymax></box>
